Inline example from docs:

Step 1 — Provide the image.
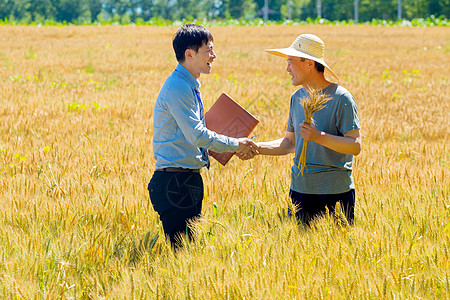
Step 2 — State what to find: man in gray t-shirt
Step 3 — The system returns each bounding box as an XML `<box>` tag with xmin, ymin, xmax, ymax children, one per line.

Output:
<box><xmin>240</xmin><ymin>34</ymin><xmax>361</xmax><ymax>226</ymax></box>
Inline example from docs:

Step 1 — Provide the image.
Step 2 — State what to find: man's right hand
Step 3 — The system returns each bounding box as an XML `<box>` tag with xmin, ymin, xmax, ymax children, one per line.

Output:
<box><xmin>235</xmin><ymin>138</ymin><xmax>259</xmax><ymax>159</ymax></box>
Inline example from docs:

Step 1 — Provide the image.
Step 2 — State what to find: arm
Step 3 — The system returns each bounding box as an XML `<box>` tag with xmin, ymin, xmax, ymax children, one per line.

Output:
<box><xmin>166</xmin><ymin>87</ymin><xmax>239</xmax><ymax>152</ymax></box>
<box><xmin>165</xmin><ymin>87</ymin><xmax>257</xmax><ymax>156</ymax></box>
<box><xmin>256</xmin><ymin>131</ymin><xmax>296</xmax><ymax>156</ymax></box>
<box><xmin>236</xmin><ymin>131</ymin><xmax>294</xmax><ymax>160</ymax></box>
<box><xmin>300</xmin><ymin>122</ymin><xmax>361</xmax><ymax>156</ymax></box>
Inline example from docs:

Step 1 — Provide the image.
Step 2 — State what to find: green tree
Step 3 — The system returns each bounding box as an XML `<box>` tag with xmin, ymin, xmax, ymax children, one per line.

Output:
<box><xmin>202</xmin><ymin>0</ymin><xmax>224</xmax><ymax>19</ymax></box>
<box><xmin>130</xmin><ymin>0</ymin><xmax>154</xmax><ymax>21</ymax></box>
<box><xmin>223</xmin><ymin>0</ymin><xmax>256</xmax><ymax>19</ymax></box>
<box><xmin>8</xmin><ymin>0</ymin><xmax>32</xmax><ymax>22</ymax></box>
<box><xmin>27</xmin><ymin>0</ymin><xmax>56</xmax><ymax>21</ymax></box>
<box><xmin>403</xmin><ymin>0</ymin><xmax>449</xmax><ymax>18</ymax></box>
<box><xmin>0</xmin><ymin>0</ymin><xmax>449</xmax><ymax>23</ymax></box>
<box><xmin>52</xmin><ymin>0</ymin><xmax>92</xmax><ymax>22</ymax></box>
<box><xmin>0</xmin><ymin>0</ymin><xmax>15</xmax><ymax>20</ymax></box>
<box><xmin>254</xmin><ymin>0</ymin><xmax>284</xmax><ymax>20</ymax></box>
<box><xmin>439</xmin><ymin>0</ymin><xmax>450</xmax><ymax>17</ymax></box>
<box><xmin>280</xmin><ymin>0</ymin><xmax>310</xmax><ymax>20</ymax></box>
<box><xmin>103</xmin><ymin>0</ymin><xmax>130</xmax><ymax>17</ymax></box>
<box><xmin>153</xmin><ymin>0</ymin><xmax>177</xmax><ymax>20</ymax></box>
<box><xmin>175</xmin><ymin>0</ymin><xmax>199</xmax><ymax>19</ymax></box>
<box><xmin>89</xmin><ymin>0</ymin><xmax>102</xmax><ymax>20</ymax></box>
<box><xmin>359</xmin><ymin>0</ymin><xmax>396</xmax><ymax>20</ymax></box>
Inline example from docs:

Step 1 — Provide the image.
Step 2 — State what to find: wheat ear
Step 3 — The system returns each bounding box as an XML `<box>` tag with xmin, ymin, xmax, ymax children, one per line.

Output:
<box><xmin>297</xmin><ymin>89</ymin><xmax>332</xmax><ymax>176</ymax></box>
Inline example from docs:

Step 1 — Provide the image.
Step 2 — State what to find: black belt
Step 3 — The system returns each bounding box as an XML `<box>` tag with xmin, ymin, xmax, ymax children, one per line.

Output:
<box><xmin>157</xmin><ymin>167</ymin><xmax>201</xmax><ymax>173</ymax></box>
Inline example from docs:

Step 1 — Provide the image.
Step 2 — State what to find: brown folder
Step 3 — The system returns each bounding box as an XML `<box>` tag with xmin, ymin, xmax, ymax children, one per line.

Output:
<box><xmin>205</xmin><ymin>93</ymin><xmax>259</xmax><ymax>166</ymax></box>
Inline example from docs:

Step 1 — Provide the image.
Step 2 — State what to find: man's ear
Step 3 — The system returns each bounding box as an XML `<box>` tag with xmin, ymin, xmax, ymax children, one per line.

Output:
<box><xmin>306</xmin><ymin>59</ymin><xmax>315</xmax><ymax>70</ymax></box>
<box><xmin>184</xmin><ymin>48</ymin><xmax>195</xmax><ymax>61</ymax></box>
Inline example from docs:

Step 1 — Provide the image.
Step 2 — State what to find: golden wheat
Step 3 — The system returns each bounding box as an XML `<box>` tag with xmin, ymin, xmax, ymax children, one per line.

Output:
<box><xmin>298</xmin><ymin>89</ymin><xmax>331</xmax><ymax>175</ymax></box>
<box><xmin>0</xmin><ymin>24</ymin><xmax>448</xmax><ymax>298</ymax></box>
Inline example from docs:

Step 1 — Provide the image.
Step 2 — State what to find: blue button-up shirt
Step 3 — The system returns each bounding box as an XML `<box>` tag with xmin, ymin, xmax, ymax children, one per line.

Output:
<box><xmin>153</xmin><ymin>64</ymin><xmax>239</xmax><ymax>169</ymax></box>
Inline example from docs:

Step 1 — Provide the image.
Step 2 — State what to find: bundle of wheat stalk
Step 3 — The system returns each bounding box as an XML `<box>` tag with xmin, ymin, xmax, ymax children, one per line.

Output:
<box><xmin>298</xmin><ymin>89</ymin><xmax>332</xmax><ymax>175</ymax></box>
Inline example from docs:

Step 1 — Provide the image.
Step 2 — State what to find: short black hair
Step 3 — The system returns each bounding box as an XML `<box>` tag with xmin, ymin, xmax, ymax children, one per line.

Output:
<box><xmin>314</xmin><ymin>62</ymin><xmax>325</xmax><ymax>73</ymax></box>
<box><xmin>172</xmin><ymin>24</ymin><xmax>213</xmax><ymax>63</ymax></box>
<box><xmin>300</xmin><ymin>57</ymin><xmax>325</xmax><ymax>73</ymax></box>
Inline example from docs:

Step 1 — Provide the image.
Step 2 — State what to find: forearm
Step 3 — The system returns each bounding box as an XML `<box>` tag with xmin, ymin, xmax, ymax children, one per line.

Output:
<box><xmin>169</xmin><ymin>103</ymin><xmax>239</xmax><ymax>153</ymax></box>
<box><xmin>191</xmin><ymin>129</ymin><xmax>239</xmax><ymax>153</ymax></box>
<box><xmin>315</xmin><ymin>132</ymin><xmax>361</xmax><ymax>155</ymax></box>
<box><xmin>256</xmin><ymin>137</ymin><xmax>295</xmax><ymax>156</ymax></box>
<box><xmin>164</xmin><ymin>85</ymin><xmax>239</xmax><ymax>153</ymax></box>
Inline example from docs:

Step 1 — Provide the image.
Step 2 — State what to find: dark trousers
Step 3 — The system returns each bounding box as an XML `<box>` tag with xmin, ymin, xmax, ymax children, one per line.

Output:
<box><xmin>148</xmin><ymin>171</ymin><xmax>203</xmax><ymax>245</ymax></box>
<box><xmin>289</xmin><ymin>189</ymin><xmax>355</xmax><ymax>226</ymax></box>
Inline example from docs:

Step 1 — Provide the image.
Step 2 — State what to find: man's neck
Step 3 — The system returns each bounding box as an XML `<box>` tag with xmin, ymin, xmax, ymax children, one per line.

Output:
<box><xmin>302</xmin><ymin>75</ymin><xmax>331</xmax><ymax>93</ymax></box>
<box><xmin>180</xmin><ymin>62</ymin><xmax>200</xmax><ymax>79</ymax></box>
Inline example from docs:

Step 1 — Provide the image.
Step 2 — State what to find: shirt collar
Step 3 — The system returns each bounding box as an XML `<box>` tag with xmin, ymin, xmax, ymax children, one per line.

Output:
<box><xmin>175</xmin><ymin>64</ymin><xmax>201</xmax><ymax>91</ymax></box>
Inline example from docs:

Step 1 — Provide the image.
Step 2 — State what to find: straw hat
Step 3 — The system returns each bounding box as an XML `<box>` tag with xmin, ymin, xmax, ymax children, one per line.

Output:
<box><xmin>265</xmin><ymin>34</ymin><xmax>339</xmax><ymax>82</ymax></box>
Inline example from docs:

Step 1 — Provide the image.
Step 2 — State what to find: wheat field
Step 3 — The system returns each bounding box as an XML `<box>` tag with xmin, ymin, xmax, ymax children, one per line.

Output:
<box><xmin>0</xmin><ymin>24</ymin><xmax>449</xmax><ymax>299</ymax></box>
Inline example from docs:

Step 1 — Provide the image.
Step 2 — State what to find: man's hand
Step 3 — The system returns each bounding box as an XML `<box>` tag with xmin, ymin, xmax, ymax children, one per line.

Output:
<box><xmin>300</xmin><ymin>121</ymin><xmax>322</xmax><ymax>142</ymax></box>
<box><xmin>235</xmin><ymin>138</ymin><xmax>259</xmax><ymax>160</ymax></box>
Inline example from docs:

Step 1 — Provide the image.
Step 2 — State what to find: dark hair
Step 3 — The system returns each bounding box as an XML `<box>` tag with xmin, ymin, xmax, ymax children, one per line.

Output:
<box><xmin>172</xmin><ymin>24</ymin><xmax>213</xmax><ymax>63</ymax></box>
<box><xmin>300</xmin><ymin>57</ymin><xmax>325</xmax><ymax>73</ymax></box>
<box><xmin>314</xmin><ymin>62</ymin><xmax>325</xmax><ymax>73</ymax></box>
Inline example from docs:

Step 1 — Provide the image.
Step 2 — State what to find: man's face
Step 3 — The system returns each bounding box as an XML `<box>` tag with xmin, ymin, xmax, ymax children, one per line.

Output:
<box><xmin>191</xmin><ymin>40</ymin><xmax>216</xmax><ymax>76</ymax></box>
<box><xmin>286</xmin><ymin>56</ymin><xmax>308</xmax><ymax>86</ymax></box>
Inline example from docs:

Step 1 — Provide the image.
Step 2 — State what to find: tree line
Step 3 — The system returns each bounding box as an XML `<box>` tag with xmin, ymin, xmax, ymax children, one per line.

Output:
<box><xmin>0</xmin><ymin>0</ymin><xmax>449</xmax><ymax>24</ymax></box>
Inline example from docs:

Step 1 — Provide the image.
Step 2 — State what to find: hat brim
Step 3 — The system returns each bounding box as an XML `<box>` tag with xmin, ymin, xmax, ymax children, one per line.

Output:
<box><xmin>265</xmin><ymin>47</ymin><xmax>339</xmax><ymax>82</ymax></box>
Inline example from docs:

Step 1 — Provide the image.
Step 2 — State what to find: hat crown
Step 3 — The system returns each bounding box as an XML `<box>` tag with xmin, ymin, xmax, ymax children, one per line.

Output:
<box><xmin>264</xmin><ymin>33</ymin><xmax>339</xmax><ymax>82</ymax></box>
<box><xmin>290</xmin><ymin>34</ymin><xmax>325</xmax><ymax>59</ymax></box>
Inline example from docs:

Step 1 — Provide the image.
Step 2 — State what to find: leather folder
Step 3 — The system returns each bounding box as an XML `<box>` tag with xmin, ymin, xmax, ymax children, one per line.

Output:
<box><xmin>205</xmin><ymin>93</ymin><xmax>259</xmax><ymax>166</ymax></box>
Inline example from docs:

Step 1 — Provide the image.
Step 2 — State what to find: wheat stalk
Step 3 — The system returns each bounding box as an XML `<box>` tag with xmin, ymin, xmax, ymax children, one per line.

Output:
<box><xmin>298</xmin><ymin>89</ymin><xmax>332</xmax><ymax>175</ymax></box>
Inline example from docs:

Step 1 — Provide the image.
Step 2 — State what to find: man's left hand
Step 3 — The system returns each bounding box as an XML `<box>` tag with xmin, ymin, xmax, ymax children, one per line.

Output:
<box><xmin>300</xmin><ymin>121</ymin><xmax>322</xmax><ymax>142</ymax></box>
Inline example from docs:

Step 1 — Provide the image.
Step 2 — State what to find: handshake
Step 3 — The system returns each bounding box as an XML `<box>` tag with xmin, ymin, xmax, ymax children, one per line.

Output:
<box><xmin>235</xmin><ymin>138</ymin><xmax>259</xmax><ymax>161</ymax></box>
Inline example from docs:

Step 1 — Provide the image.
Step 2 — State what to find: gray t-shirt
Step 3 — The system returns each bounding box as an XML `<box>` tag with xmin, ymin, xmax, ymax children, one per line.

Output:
<box><xmin>287</xmin><ymin>83</ymin><xmax>360</xmax><ymax>194</ymax></box>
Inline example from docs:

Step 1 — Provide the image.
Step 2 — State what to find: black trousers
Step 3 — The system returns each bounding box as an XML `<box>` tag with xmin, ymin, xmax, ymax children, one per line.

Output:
<box><xmin>289</xmin><ymin>189</ymin><xmax>355</xmax><ymax>226</ymax></box>
<box><xmin>148</xmin><ymin>171</ymin><xmax>203</xmax><ymax>245</ymax></box>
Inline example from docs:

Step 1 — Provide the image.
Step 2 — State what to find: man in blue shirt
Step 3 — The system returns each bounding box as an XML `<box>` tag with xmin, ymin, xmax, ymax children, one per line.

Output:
<box><xmin>240</xmin><ymin>34</ymin><xmax>361</xmax><ymax>226</ymax></box>
<box><xmin>149</xmin><ymin>24</ymin><xmax>257</xmax><ymax>246</ymax></box>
